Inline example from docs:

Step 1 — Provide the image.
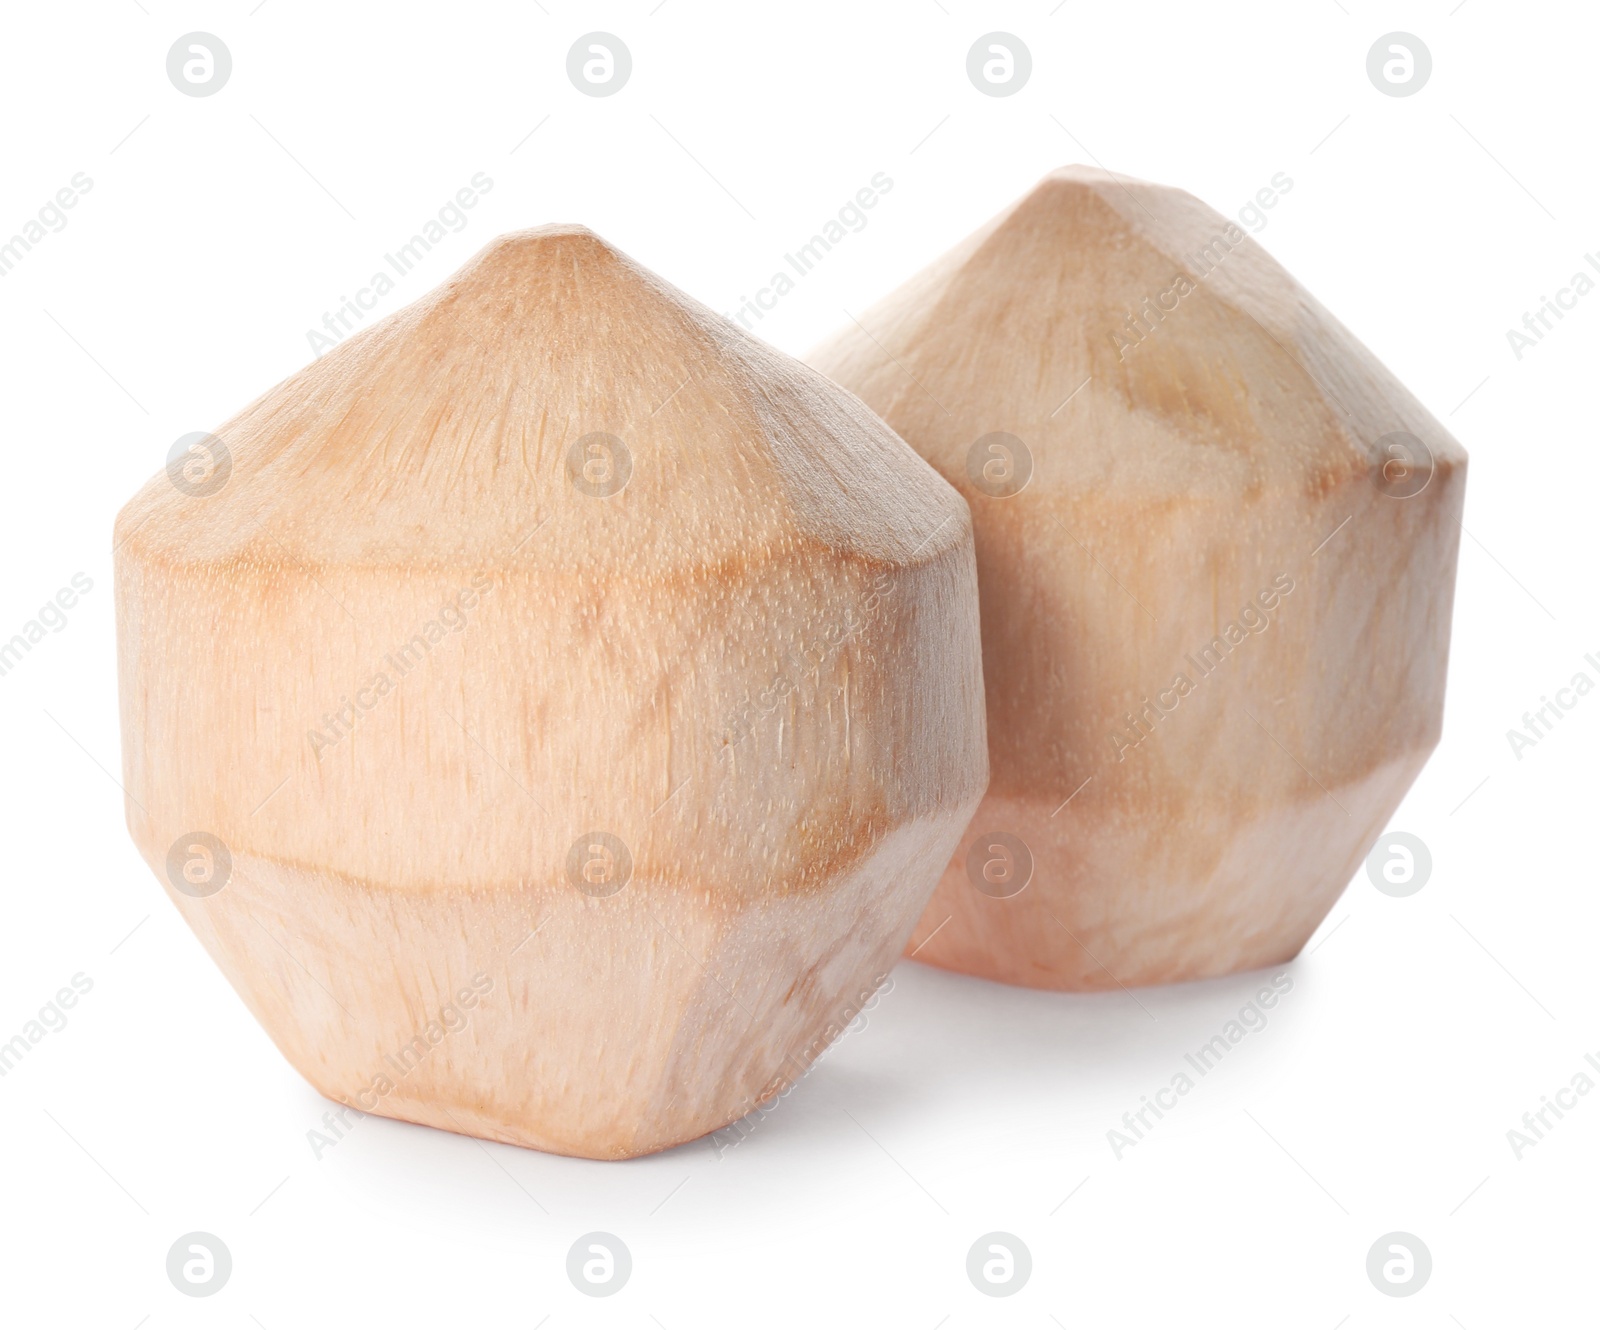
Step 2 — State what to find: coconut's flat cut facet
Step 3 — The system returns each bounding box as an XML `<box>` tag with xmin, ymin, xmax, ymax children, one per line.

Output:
<box><xmin>809</xmin><ymin>167</ymin><xmax>1465</xmax><ymax>991</ymax></box>
<box><xmin>117</xmin><ymin>226</ymin><xmax>987</xmax><ymax>1157</ymax></box>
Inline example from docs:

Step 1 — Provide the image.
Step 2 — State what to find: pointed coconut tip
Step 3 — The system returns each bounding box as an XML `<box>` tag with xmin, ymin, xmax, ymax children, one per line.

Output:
<box><xmin>428</xmin><ymin>222</ymin><xmax>656</xmax><ymax>314</ymax></box>
<box><xmin>483</xmin><ymin>220</ymin><xmax>607</xmax><ymax>246</ymax></box>
<box><xmin>1033</xmin><ymin>161</ymin><xmax>1160</xmax><ymax>193</ymax></box>
<box><xmin>810</xmin><ymin>163</ymin><xmax>1465</xmax><ymax>500</ymax></box>
<box><xmin>116</xmin><ymin>224</ymin><xmax>970</xmax><ymax>574</ymax></box>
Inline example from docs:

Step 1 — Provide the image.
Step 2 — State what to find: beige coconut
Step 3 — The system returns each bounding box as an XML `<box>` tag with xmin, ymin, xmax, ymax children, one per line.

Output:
<box><xmin>809</xmin><ymin>167</ymin><xmax>1465</xmax><ymax>990</ymax></box>
<box><xmin>116</xmin><ymin>226</ymin><xmax>987</xmax><ymax>1157</ymax></box>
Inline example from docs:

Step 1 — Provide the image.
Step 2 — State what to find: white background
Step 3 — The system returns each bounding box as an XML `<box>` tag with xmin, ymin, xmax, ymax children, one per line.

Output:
<box><xmin>0</xmin><ymin>1</ymin><xmax>1593</xmax><ymax>1325</ymax></box>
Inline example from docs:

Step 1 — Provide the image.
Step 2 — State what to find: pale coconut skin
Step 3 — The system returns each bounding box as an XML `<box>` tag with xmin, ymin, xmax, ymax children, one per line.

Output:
<box><xmin>116</xmin><ymin>227</ymin><xmax>987</xmax><ymax>1158</ymax></box>
<box><xmin>809</xmin><ymin>166</ymin><xmax>1465</xmax><ymax>991</ymax></box>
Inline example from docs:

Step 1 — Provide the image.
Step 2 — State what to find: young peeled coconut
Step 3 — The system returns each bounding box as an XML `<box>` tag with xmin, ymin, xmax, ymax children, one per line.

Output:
<box><xmin>809</xmin><ymin>166</ymin><xmax>1465</xmax><ymax>990</ymax></box>
<box><xmin>115</xmin><ymin>225</ymin><xmax>987</xmax><ymax>1158</ymax></box>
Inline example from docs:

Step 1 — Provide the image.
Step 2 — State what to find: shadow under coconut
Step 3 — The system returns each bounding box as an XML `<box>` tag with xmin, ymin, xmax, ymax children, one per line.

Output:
<box><xmin>303</xmin><ymin>944</ymin><xmax>1318</xmax><ymax>1232</ymax></box>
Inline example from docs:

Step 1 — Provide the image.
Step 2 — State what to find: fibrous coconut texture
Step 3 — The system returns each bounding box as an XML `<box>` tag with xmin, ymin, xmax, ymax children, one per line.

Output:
<box><xmin>116</xmin><ymin>226</ymin><xmax>987</xmax><ymax>1158</ymax></box>
<box><xmin>809</xmin><ymin>166</ymin><xmax>1465</xmax><ymax>991</ymax></box>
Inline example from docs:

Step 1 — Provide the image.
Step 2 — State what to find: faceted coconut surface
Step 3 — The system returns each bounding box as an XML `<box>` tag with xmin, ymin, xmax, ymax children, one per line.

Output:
<box><xmin>809</xmin><ymin>166</ymin><xmax>1465</xmax><ymax>991</ymax></box>
<box><xmin>116</xmin><ymin>226</ymin><xmax>987</xmax><ymax>1158</ymax></box>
